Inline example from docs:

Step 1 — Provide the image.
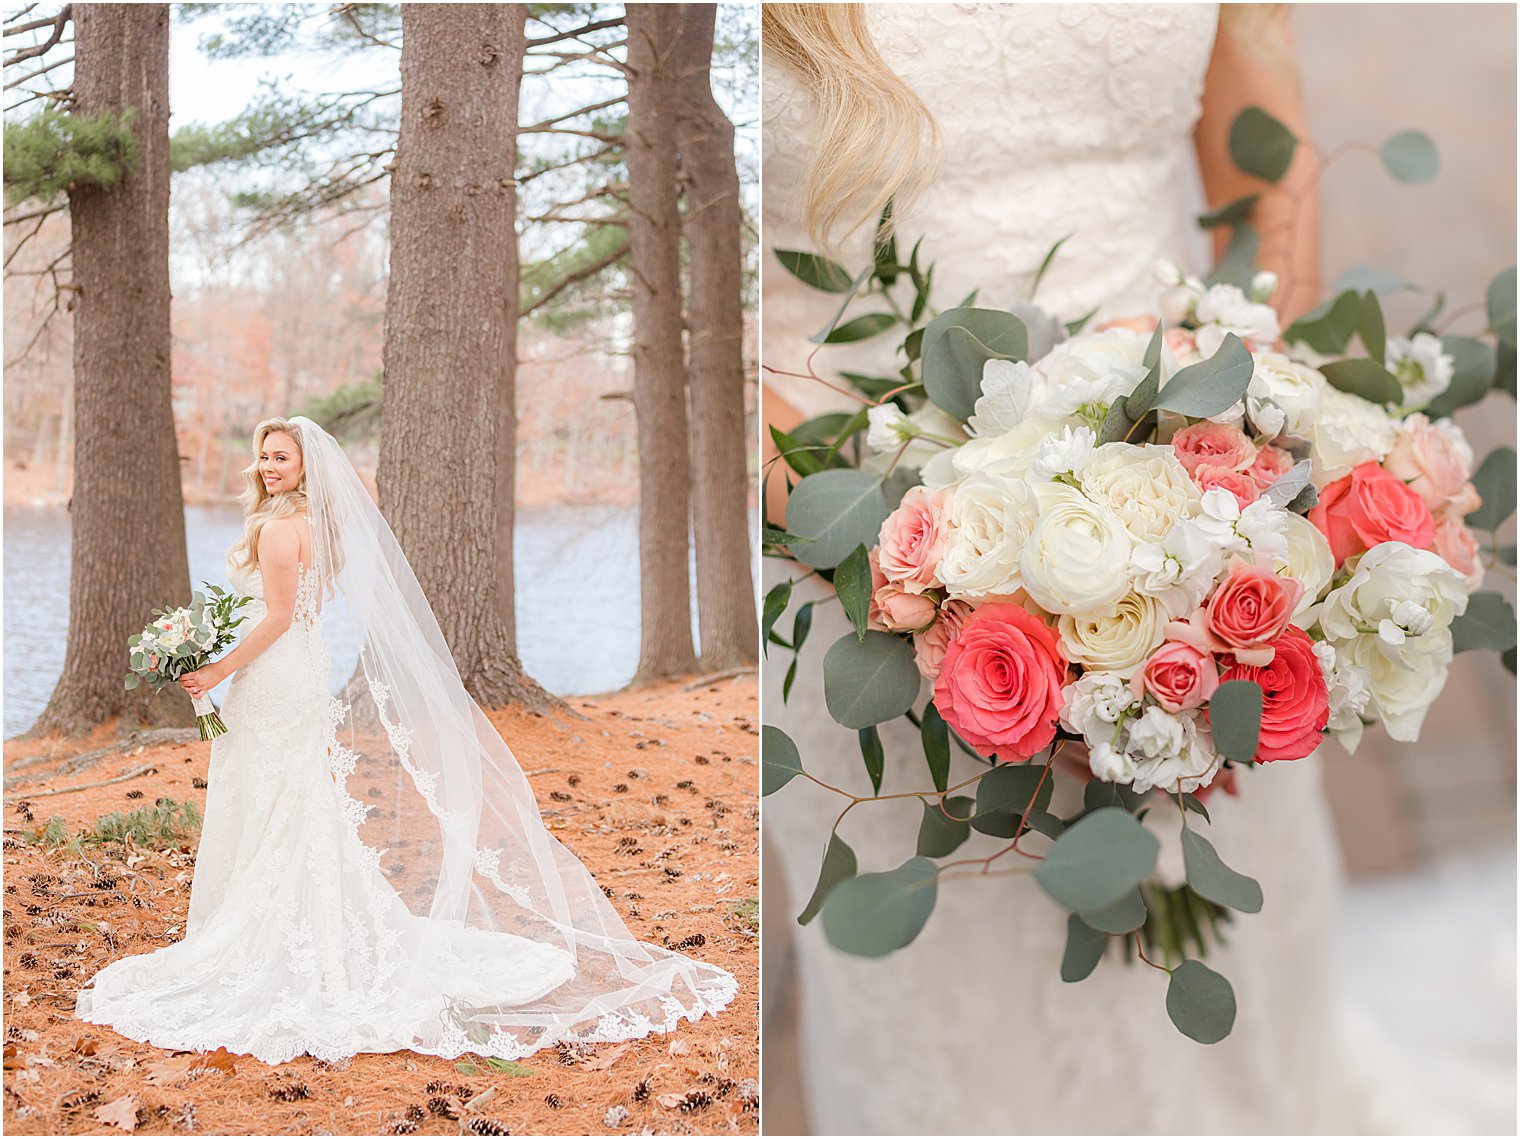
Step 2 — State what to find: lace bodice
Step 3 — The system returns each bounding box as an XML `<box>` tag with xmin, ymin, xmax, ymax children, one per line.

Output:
<box><xmin>226</xmin><ymin>549</ymin><xmax>320</xmax><ymax>630</ymax></box>
<box><xmin>762</xmin><ymin>2</ymin><xmax>1218</xmax><ymax>417</ymax></box>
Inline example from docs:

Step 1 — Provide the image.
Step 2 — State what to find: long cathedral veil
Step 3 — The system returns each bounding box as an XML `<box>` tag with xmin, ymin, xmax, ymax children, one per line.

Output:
<box><xmin>288</xmin><ymin>415</ymin><xmax>736</xmax><ymax>1056</ymax></box>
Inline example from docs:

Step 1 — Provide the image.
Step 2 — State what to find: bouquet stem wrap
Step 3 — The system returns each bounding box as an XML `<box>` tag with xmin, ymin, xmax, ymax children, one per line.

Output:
<box><xmin>190</xmin><ymin>693</ymin><xmax>227</xmax><ymax>741</ymax></box>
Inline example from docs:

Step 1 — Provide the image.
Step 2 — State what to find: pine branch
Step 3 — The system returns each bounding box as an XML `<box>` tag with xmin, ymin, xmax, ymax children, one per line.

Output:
<box><xmin>4</xmin><ymin>50</ymin><xmax>70</xmax><ymax>90</ymax></box>
<box><xmin>3</xmin><ymin>3</ymin><xmax>69</xmax><ymax>66</ymax></box>
<box><xmin>2</xmin><ymin>6</ymin><xmax>64</xmax><ymax>38</ymax></box>
<box><xmin>3</xmin><ymin>199</ymin><xmax>68</xmax><ymax>226</ymax></box>
<box><xmin>522</xmin><ymin>237</ymin><xmax>629</xmax><ymax>317</ymax></box>
<box><xmin>526</xmin><ymin>15</ymin><xmax>624</xmax><ymax>48</ymax></box>
<box><xmin>517</xmin><ymin>143</ymin><xmax>617</xmax><ymax>185</ymax></box>
<box><xmin>521</xmin><ymin>94</ymin><xmax>624</xmax><ymax>134</ymax></box>
<box><xmin>4</xmin><ymin>6</ymin><xmax>41</xmax><ymax>29</ymax></box>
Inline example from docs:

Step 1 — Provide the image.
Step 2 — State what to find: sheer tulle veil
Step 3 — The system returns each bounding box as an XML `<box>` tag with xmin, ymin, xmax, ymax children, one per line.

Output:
<box><xmin>288</xmin><ymin>415</ymin><xmax>736</xmax><ymax>1056</ymax></box>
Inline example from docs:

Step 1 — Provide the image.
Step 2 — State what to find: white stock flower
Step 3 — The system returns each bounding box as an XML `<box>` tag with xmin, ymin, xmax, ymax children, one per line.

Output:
<box><xmin>1018</xmin><ymin>482</ymin><xmax>1134</xmax><ymax>616</ymax></box>
<box><xmin>1280</xmin><ymin>513</ymin><xmax>1335</xmax><ymax>619</ymax></box>
<box><xmin>1204</xmin><ymin>399</ymin><xmax>1248</xmax><ymax>429</ymax></box>
<box><xmin>937</xmin><ymin>472</ymin><xmax>1037</xmax><ymax>599</ymax></box>
<box><xmin>1128</xmin><ymin>709</ymin><xmax>1219</xmax><ymax>794</ymax></box>
<box><xmin>1312</xmin><ymin>639</ymin><xmax>1373</xmax><ymax>755</ymax></box>
<box><xmin>1060</xmin><ymin>671</ymin><xmax>1141</xmax><ymax>741</ymax></box>
<box><xmin>1088</xmin><ymin>740</ymin><xmax>1138</xmax><ymax>784</ymax></box>
<box><xmin>1193</xmin><ymin>488</ymin><xmax>1289</xmax><ymax>566</ymax></box>
<box><xmin>1310</xmin><ymin>385</ymin><xmax>1399</xmax><ymax>486</ymax></box>
<box><xmin>1248</xmin><ymin>353</ymin><xmax>1325</xmax><ymax>438</ymax></box>
<box><xmin>1386</xmin><ymin>332</ymin><xmax>1455</xmax><ymax>411</ymax></box>
<box><xmin>1057</xmin><ymin>591</ymin><xmax>1170</xmax><ymax>678</ymax></box>
<box><xmin>1080</xmin><ymin>442</ymin><xmax>1201</xmax><ymax>545</ymax></box>
<box><xmin>1028</xmin><ymin>425</ymin><xmax>1097</xmax><ymax>482</ymax></box>
<box><xmin>1032</xmin><ymin>329</ymin><xmax>1149</xmax><ymax>420</ymax></box>
<box><xmin>1246</xmin><ymin>396</ymin><xmax>1287</xmax><ymax>438</ymax></box>
<box><xmin>1130</xmin><ymin>518</ymin><xmax>1227</xmax><ymax>613</ymax></box>
<box><xmin>1250</xmin><ymin>270</ymin><xmax>1279</xmax><ymax>303</ymax></box>
<box><xmin>1318</xmin><ymin>542</ymin><xmax>1467</xmax><ymax>668</ymax></box>
<box><xmin>1194</xmin><ymin>284</ymin><xmax>1281</xmax><ymax>354</ymax></box>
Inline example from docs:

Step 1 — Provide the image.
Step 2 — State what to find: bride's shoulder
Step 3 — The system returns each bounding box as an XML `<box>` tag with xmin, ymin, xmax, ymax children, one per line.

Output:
<box><xmin>256</xmin><ymin>515</ymin><xmax>308</xmax><ymax>557</ymax></box>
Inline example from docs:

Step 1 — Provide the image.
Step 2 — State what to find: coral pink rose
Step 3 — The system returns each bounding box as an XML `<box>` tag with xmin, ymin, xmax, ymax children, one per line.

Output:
<box><xmin>1195</xmin><ymin>465</ymin><xmax>1261</xmax><ymax>509</ymax></box>
<box><xmin>1432</xmin><ymin>513</ymin><xmax>1485</xmax><ymax>591</ymax></box>
<box><xmin>933</xmin><ymin>603</ymin><xmax>1067</xmax><ymax>761</ymax></box>
<box><xmin>1217</xmin><ymin>626</ymin><xmax>1329</xmax><ymax>762</ymax></box>
<box><xmin>1309</xmin><ymin>461</ymin><xmax>1437</xmax><ymax>566</ymax></box>
<box><xmin>1205</xmin><ymin>556</ymin><xmax>1304</xmax><ymax>659</ymax></box>
<box><xmin>1383</xmin><ymin>414</ymin><xmax>1475</xmax><ymax>514</ymax></box>
<box><xmin>877</xmin><ymin>485</ymin><xmax>951</xmax><ymax>592</ymax></box>
<box><xmin>913</xmin><ymin>599</ymin><xmax>972</xmax><ymax>682</ymax></box>
<box><xmin>1134</xmin><ymin>640</ymin><xmax>1219</xmax><ymax>713</ymax></box>
<box><xmin>1171</xmin><ymin>422</ymin><xmax>1257</xmax><ymax>478</ymax></box>
<box><xmin>1248</xmin><ymin>445</ymin><xmax>1295</xmax><ymax>492</ymax></box>
<box><xmin>873</xmin><ymin>583</ymin><xmax>938</xmax><ymax>633</ymax></box>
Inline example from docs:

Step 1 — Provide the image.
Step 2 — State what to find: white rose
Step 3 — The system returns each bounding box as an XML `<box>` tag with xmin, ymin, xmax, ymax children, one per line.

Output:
<box><xmin>1248</xmin><ymin>353</ymin><xmax>1325</xmax><ymax>437</ymax></box>
<box><xmin>1079</xmin><ymin>442</ymin><xmax>1201</xmax><ymax>545</ymax></box>
<box><xmin>1058</xmin><ymin>591</ymin><xmax>1171</xmax><ymax>678</ymax></box>
<box><xmin>1060</xmin><ymin>671</ymin><xmax>1140</xmax><ymax>742</ymax></box>
<box><xmin>1310</xmin><ymin>385</ymin><xmax>1398</xmax><ymax>486</ymax></box>
<box><xmin>1194</xmin><ymin>283</ymin><xmax>1281</xmax><ymax>352</ymax></box>
<box><xmin>1339</xmin><ymin>629</ymin><xmax>1452</xmax><ymax>743</ymax></box>
<box><xmin>865</xmin><ymin>404</ymin><xmax>911</xmax><ymax>453</ymax></box>
<box><xmin>1028</xmin><ymin>424</ymin><xmax>1098</xmax><ymax>482</ymax></box>
<box><xmin>1280</xmin><ymin>513</ymin><xmax>1335</xmax><ymax>620</ymax></box>
<box><xmin>1033</xmin><ymin>329</ymin><xmax>1149</xmax><ymax>420</ymax></box>
<box><xmin>1318</xmin><ymin>542</ymin><xmax>1468</xmax><ymax>667</ymax></box>
<box><xmin>1386</xmin><ymin>332</ymin><xmax>1455</xmax><ymax>411</ymax></box>
<box><xmin>1019</xmin><ymin>482</ymin><xmax>1134</xmax><ymax>616</ymax></box>
<box><xmin>937</xmin><ymin>472</ymin><xmax>1037</xmax><ymax>599</ymax></box>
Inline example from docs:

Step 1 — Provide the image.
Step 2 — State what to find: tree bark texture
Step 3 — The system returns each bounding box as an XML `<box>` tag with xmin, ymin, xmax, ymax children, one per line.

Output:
<box><xmin>34</xmin><ymin>3</ymin><xmax>193</xmax><ymax>738</ymax></box>
<box><xmin>625</xmin><ymin>4</ymin><xmax>698</xmax><ymax>681</ymax></box>
<box><xmin>379</xmin><ymin>3</ymin><xmax>553</xmax><ymax>710</ymax></box>
<box><xmin>672</xmin><ymin>5</ymin><xmax>758</xmax><ymax>670</ymax></box>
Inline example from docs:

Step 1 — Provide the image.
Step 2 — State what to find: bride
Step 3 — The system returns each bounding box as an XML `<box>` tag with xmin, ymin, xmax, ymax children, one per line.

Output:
<box><xmin>762</xmin><ymin>4</ymin><xmax>1393</xmax><ymax>1134</ymax></box>
<box><xmin>75</xmin><ymin>415</ymin><xmax>737</xmax><ymax>1065</ymax></box>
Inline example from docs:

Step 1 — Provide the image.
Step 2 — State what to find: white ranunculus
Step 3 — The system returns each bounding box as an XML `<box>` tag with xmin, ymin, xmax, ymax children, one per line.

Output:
<box><xmin>1194</xmin><ymin>283</ymin><xmax>1281</xmax><ymax>353</ymax></box>
<box><xmin>1318</xmin><ymin>542</ymin><xmax>1468</xmax><ymax>667</ymax></box>
<box><xmin>970</xmin><ymin>358</ymin><xmax>1040</xmax><ymax>437</ymax></box>
<box><xmin>1018</xmin><ymin>482</ymin><xmax>1133</xmax><ymax>616</ymax></box>
<box><xmin>942</xmin><ymin>414</ymin><xmax>1069</xmax><ymax>484</ymax></box>
<box><xmin>865</xmin><ymin>404</ymin><xmax>912</xmax><ymax>453</ymax></box>
<box><xmin>1248</xmin><ymin>353</ymin><xmax>1325</xmax><ymax>437</ymax></box>
<box><xmin>1028</xmin><ymin>424</ymin><xmax>1097</xmax><ymax>482</ymax></box>
<box><xmin>1079</xmin><ymin>442</ymin><xmax>1201</xmax><ymax>545</ymax></box>
<box><xmin>1033</xmin><ymin>329</ymin><xmax>1149</xmax><ymax>420</ymax></box>
<box><xmin>1310</xmin><ymin>385</ymin><xmax>1399</xmax><ymax>486</ymax></box>
<box><xmin>1280</xmin><ymin>513</ymin><xmax>1335</xmax><ymax>619</ymax></box>
<box><xmin>1060</xmin><ymin>671</ymin><xmax>1140</xmax><ymax>742</ymax></box>
<box><xmin>937</xmin><ymin>472</ymin><xmax>1037</xmax><ymax>599</ymax></box>
<box><xmin>1057</xmin><ymin>591</ymin><xmax>1170</xmax><ymax>678</ymax></box>
<box><xmin>1339</xmin><ymin>628</ymin><xmax>1452</xmax><ymax>742</ymax></box>
<box><xmin>1129</xmin><ymin>518</ymin><xmax>1227</xmax><ymax>614</ymax></box>
<box><xmin>1386</xmin><ymin>332</ymin><xmax>1455</xmax><ymax>411</ymax></box>
<box><xmin>1128</xmin><ymin>709</ymin><xmax>1219</xmax><ymax>794</ymax></box>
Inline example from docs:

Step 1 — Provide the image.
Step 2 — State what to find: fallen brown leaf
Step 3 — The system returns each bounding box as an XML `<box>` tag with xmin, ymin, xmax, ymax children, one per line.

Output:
<box><xmin>577</xmin><ymin>1042</ymin><xmax>632</xmax><ymax>1072</ymax></box>
<box><xmin>655</xmin><ymin>1092</ymin><xmax>685</xmax><ymax>1110</ymax></box>
<box><xmin>144</xmin><ymin>1055</ymin><xmax>198</xmax><ymax>1085</ymax></box>
<box><xmin>71</xmin><ymin>1036</ymin><xmax>99</xmax><ymax>1056</ymax></box>
<box><xmin>193</xmin><ymin>1046</ymin><xmax>239</xmax><ymax>1074</ymax></box>
<box><xmin>93</xmin><ymin>1093</ymin><xmax>140</xmax><ymax>1132</ymax></box>
<box><xmin>11</xmin><ymin>991</ymin><xmax>32</xmax><ymax>1007</ymax></box>
<box><xmin>667</xmin><ymin>1038</ymin><xmax>690</xmax><ymax>1056</ymax></box>
<box><xmin>3</xmin><ymin>1043</ymin><xmax>25</xmax><ymax>1070</ymax></box>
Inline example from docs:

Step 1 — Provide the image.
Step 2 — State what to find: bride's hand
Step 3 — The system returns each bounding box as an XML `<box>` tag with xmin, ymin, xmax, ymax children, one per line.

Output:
<box><xmin>179</xmin><ymin>664</ymin><xmax>226</xmax><ymax>700</ymax></box>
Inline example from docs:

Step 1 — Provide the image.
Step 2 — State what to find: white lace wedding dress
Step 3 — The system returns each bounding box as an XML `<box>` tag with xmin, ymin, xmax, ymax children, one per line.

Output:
<box><xmin>764</xmin><ymin>6</ymin><xmax>1386</xmax><ymax>1133</ymax></box>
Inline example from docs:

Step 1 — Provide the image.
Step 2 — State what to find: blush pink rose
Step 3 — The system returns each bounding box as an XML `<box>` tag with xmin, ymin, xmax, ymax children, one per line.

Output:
<box><xmin>1134</xmin><ymin>640</ymin><xmax>1220</xmax><ymax>713</ymax></box>
<box><xmin>1195</xmin><ymin>465</ymin><xmax>1261</xmax><ymax>509</ymax></box>
<box><xmin>1383</xmin><ymin>414</ymin><xmax>1474</xmax><ymax>514</ymax></box>
<box><xmin>866</xmin><ymin>549</ymin><xmax>889</xmax><ymax>628</ymax></box>
<box><xmin>933</xmin><ymin>603</ymin><xmax>1067</xmax><ymax>762</ymax></box>
<box><xmin>877</xmin><ymin>485</ymin><xmax>951</xmax><ymax>592</ymax></box>
<box><xmin>1248</xmin><ymin>445</ymin><xmax>1295</xmax><ymax>492</ymax></box>
<box><xmin>1309</xmin><ymin>461</ymin><xmax>1437</xmax><ymax>566</ymax></box>
<box><xmin>912</xmin><ymin>599</ymin><xmax>973</xmax><ymax>682</ymax></box>
<box><xmin>1432</xmin><ymin>513</ymin><xmax>1485</xmax><ymax>591</ymax></box>
<box><xmin>1171</xmin><ymin>422</ymin><xmax>1258</xmax><ymax>478</ymax></box>
<box><xmin>1205</xmin><ymin>557</ymin><xmax>1304</xmax><ymax>657</ymax></box>
<box><xmin>1217</xmin><ymin>625</ymin><xmax>1329</xmax><ymax>762</ymax></box>
<box><xmin>873</xmin><ymin>583</ymin><xmax>939</xmax><ymax>633</ymax></box>
<box><xmin>1164</xmin><ymin>328</ymin><xmax>1201</xmax><ymax>364</ymax></box>
<box><xmin>1096</xmin><ymin>315</ymin><xmax>1158</xmax><ymax>334</ymax></box>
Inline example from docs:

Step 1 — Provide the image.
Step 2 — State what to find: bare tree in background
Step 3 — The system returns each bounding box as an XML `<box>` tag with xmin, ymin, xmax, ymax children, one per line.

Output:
<box><xmin>625</xmin><ymin>4</ymin><xmax>697</xmax><ymax>681</ymax></box>
<box><xmin>379</xmin><ymin>2</ymin><xmax>554</xmax><ymax>710</ymax></box>
<box><xmin>672</xmin><ymin>4</ymin><xmax>756</xmax><ymax>671</ymax></box>
<box><xmin>32</xmin><ymin>3</ymin><xmax>194</xmax><ymax>737</ymax></box>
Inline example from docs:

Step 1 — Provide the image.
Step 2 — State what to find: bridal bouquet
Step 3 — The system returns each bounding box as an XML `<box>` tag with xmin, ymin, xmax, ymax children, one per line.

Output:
<box><xmin>125</xmin><ymin>585</ymin><xmax>253</xmax><ymax>739</ymax></box>
<box><xmin>762</xmin><ymin>108</ymin><xmax>1515</xmax><ymax>1043</ymax></box>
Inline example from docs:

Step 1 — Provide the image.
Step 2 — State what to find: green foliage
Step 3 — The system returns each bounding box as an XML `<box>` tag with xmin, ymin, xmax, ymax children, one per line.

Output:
<box><xmin>3</xmin><ymin>107</ymin><xmax>141</xmax><ymax>207</ymax></box>
<box><xmin>1181</xmin><ymin>828</ymin><xmax>1263</xmax><ymax>913</ymax></box>
<box><xmin>1034</xmin><ymin>807</ymin><xmax>1159</xmax><ymax>913</ymax></box>
<box><xmin>821</xmin><ymin>630</ymin><xmax>922</xmax><ymax>730</ymax></box>
<box><xmin>820</xmin><ymin>856</ymin><xmax>939</xmax><ymax>957</ymax></box>
<box><xmin>761</xmin><ymin>725</ymin><xmax>804</xmax><ymax>796</ymax></box>
<box><xmin>916</xmin><ymin>796</ymin><xmax>973</xmax><ymax>858</ymax></box>
<box><xmin>83</xmin><ymin>798</ymin><xmax>204</xmax><ymax>848</ymax></box>
<box><xmin>1228</xmin><ymin>106</ymin><xmax>1297</xmax><ymax>183</ymax></box>
<box><xmin>833</xmin><ymin>544</ymin><xmax>874</xmax><ymax>640</ymax></box>
<box><xmin>301</xmin><ymin>376</ymin><xmax>382</xmax><ymax>443</ymax></box>
<box><xmin>1466</xmin><ymin>447</ymin><xmax>1517</xmax><ymax>531</ymax></box>
<box><xmin>784</xmin><ymin>469</ymin><xmax>890</xmax><ymax>570</ymax></box>
<box><xmin>920</xmin><ymin>308</ymin><xmax>1029</xmax><ymax>422</ymax></box>
<box><xmin>1147</xmin><ymin>334</ymin><xmax>1254</xmax><ymax>419</ymax></box>
<box><xmin>1209</xmin><ymin>680</ymin><xmax>1263</xmax><ymax>762</ymax></box>
<box><xmin>1321</xmin><ymin>358</ymin><xmax>1403</xmax><ymax>407</ymax></box>
<box><xmin>1166</xmin><ymin>960</ymin><xmax>1237</xmax><ymax>1044</ymax></box>
<box><xmin>798</xmin><ymin>831</ymin><xmax>857</xmax><ymax>925</ymax></box>
<box><xmin>520</xmin><ymin>222</ymin><xmax>631</xmax><ymax>333</ymax></box>
<box><xmin>1061</xmin><ymin>914</ymin><xmax>1108</xmax><ymax>982</ymax></box>
<box><xmin>1379</xmin><ymin>130</ymin><xmax>1440</xmax><ymax>184</ymax></box>
<box><xmin>171</xmin><ymin>88</ymin><xmax>381</xmax><ymax>173</ymax></box>
<box><xmin>1450</xmin><ymin>592</ymin><xmax>1518</xmax><ymax>655</ymax></box>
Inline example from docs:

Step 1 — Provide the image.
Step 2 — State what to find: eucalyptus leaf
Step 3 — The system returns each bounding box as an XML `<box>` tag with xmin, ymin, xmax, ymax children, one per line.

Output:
<box><xmin>859</xmin><ymin>726</ymin><xmax>885</xmax><ymax>795</ymax></box>
<box><xmin>822</xmin><ymin>631</ymin><xmax>922</xmax><ymax>729</ymax></box>
<box><xmin>973</xmin><ymin>762</ymin><xmax>1053</xmax><ymax>838</ymax></box>
<box><xmin>770</xmin><ymin>424</ymin><xmax>825</xmax><ymax>478</ymax></box>
<box><xmin>774</xmin><ymin>248</ymin><xmax>855</xmax><ymax>293</ymax></box>
<box><xmin>1205</xmin><ymin>223</ymin><xmax>1260</xmax><ymax>290</ymax></box>
<box><xmin>809</xmin><ymin>263</ymin><xmax>876</xmax><ymax>344</ymax></box>
<box><xmin>1034</xmin><ymin>807</ymin><xmax>1159</xmax><ymax>912</ymax></box>
<box><xmin>1151</xmin><ymin>334</ymin><xmax>1254</xmax><ymax>418</ymax></box>
<box><xmin>1060</xmin><ymin>914</ymin><xmax>1108</xmax><ymax>982</ymax></box>
<box><xmin>1496</xmin><ymin>340</ymin><xmax>1516</xmax><ymax>398</ymax></box>
<box><xmin>1209</xmin><ymin>680</ymin><xmax>1263</xmax><ymax>762</ymax></box>
<box><xmin>1029</xmin><ymin>233</ymin><xmax>1072</xmax><ymax>301</ymax></box>
<box><xmin>786</xmin><ymin>469</ymin><xmax>890</xmax><ymax>570</ymax></box>
<box><xmin>1284</xmin><ymin>290</ymin><xmax>1360</xmax><ymax>355</ymax></box>
<box><xmin>1228</xmin><ymin>106</ymin><xmax>1297</xmax><ymax>183</ymax></box>
<box><xmin>1379</xmin><ymin>129</ymin><xmax>1440</xmax><ymax>184</ymax></box>
<box><xmin>1424</xmin><ymin>336</ymin><xmax>1498</xmax><ymax>418</ymax></box>
<box><xmin>825</xmin><ymin>313</ymin><xmax>897</xmax><ymax>344</ymax></box>
<box><xmin>1450</xmin><ymin>592</ymin><xmax>1518</xmax><ymax>654</ymax></box>
<box><xmin>1166</xmin><ymin>960</ymin><xmax>1237</xmax><ymax>1044</ymax></box>
<box><xmin>1466</xmin><ymin>447</ymin><xmax>1517</xmax><ymax>531</ymax></box>
<box><xmin>1181</xmin><ymin>828</ymin><xmax>1263</xmax><ymax>913</ymax></box>
<box><xmin>762</xmin><ymin>725</ymin><xmax>805</xmax><ymax>796</ymax></box>
<box><xmin>1357</xmin><ymin>290</ymin><xmax>1387</xmax><ymax>366</ymax></box>
<box><xmin>920</xmin><ymin>307</ymin><xmax>1029</xmax><ymax>422</ymax></box>
<box><xmin>1124</xmin><ymin>363</ymin><xmax>1162</xmax><ymax>421</ymax></box>
<box><xmin>1321</xmin><ymin>359</ymin><xmax>1403</xmax><ymax>407</ymax></box>
<box><xmin>760</xmin><ymin>579</ymin><xmax>792</xmax><ymax>658</ymax></box>
<box><xmin>1332</xmin><ymin>266</ymin><xmax>1412</xmax><ymax>295</ymax></box>
<box><xmin>1488</xmin><ymin>267</ymin><xmax>1517</xmax><ymax>348</ymax></box>
<box><xmin>921</xmin><ymin>701</ymin><xmax>951</xmax><ymax>792</ymax></box>
<box><xmin>1083</xmin><ymin>780</ymin><xmax>1149</xmax><ymax>815</ymax></box>
<box><xmin>917</xmin><ymin>796</ymin><xmax>974</xmax><ymax>858</ymax></box>
<box><xmin>1180</xmin><ymin>793</ymin><xmax>1212</xmax><ymax>824</ymax></box>
<box><xmin>798</xmin><ymin>832</ymin><xmax>858</xmax><ymax>925</ymax></box>
<box><xmin>874</xmin><ymin>201</ymin><xmax>899</xmax><ymax>286</ymax></box>
<box><xmin>1196</xmin><ymin>194</ymin><xmax>1259</xmax><ymax>229</ymax></box>
<box><xmin>820</xmin><ymin>856</ymin><xmax>940</xmax><ymax>957</ymax></box>
<box><xmin>1078</xmin><ymin>885</ymin><xmax>1148</xmax><ymax>934</ymax></box>
<box><xmin>834</xmin><ymin>544</ymin><xmax>874</xmax><ymax>640</ymax></box>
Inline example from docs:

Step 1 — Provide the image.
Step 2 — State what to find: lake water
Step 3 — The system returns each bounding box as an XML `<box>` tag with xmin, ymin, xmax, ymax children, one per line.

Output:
<box><xmin>4</xmin><ymin>503</ymin><xmax>740</xmax><ymax>737</ymax></box>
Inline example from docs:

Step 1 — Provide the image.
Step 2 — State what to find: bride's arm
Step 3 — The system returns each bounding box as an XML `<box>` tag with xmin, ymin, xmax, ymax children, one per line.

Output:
<box><xmin>1194</xmin><ymin>4</ymin><xmax>1321</xmax><ymax>325</ymax></box>
<box><xmin>178</xmin><ymin>521</ymin><xmax>300</xmax><ymax>694</ymax></box>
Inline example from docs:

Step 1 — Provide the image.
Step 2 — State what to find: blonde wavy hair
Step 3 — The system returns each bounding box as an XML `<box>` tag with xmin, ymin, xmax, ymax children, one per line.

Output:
<box><xmin>764</xmin><ymin>4</ymin><xmax>1292</xmax><ymax>251</ymax></box>
<box><xmin>229</xmin><ymin>417</ymin><xmax>311</xmax><ymax>575</ymax></box>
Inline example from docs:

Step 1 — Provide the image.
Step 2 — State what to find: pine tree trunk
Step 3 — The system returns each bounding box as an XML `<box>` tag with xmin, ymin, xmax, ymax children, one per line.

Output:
<box><xmin>626</xmin><ymin>4</ymin><xmax>698</xmax><ymax>681</ymax></box>
<box><xmin>32</xmin><ymin>3</ymin><xmax>193</xmax><ymax>739</ymax></box>
<box><xmin>379</xmin><ymin>3</ymin><xmax>554</xmax><ymax>710</ymax></box>
<box><xmin>672</xmin><ymin>5</ymin><xmax>758</xmax><ymax>671</ymax></box>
